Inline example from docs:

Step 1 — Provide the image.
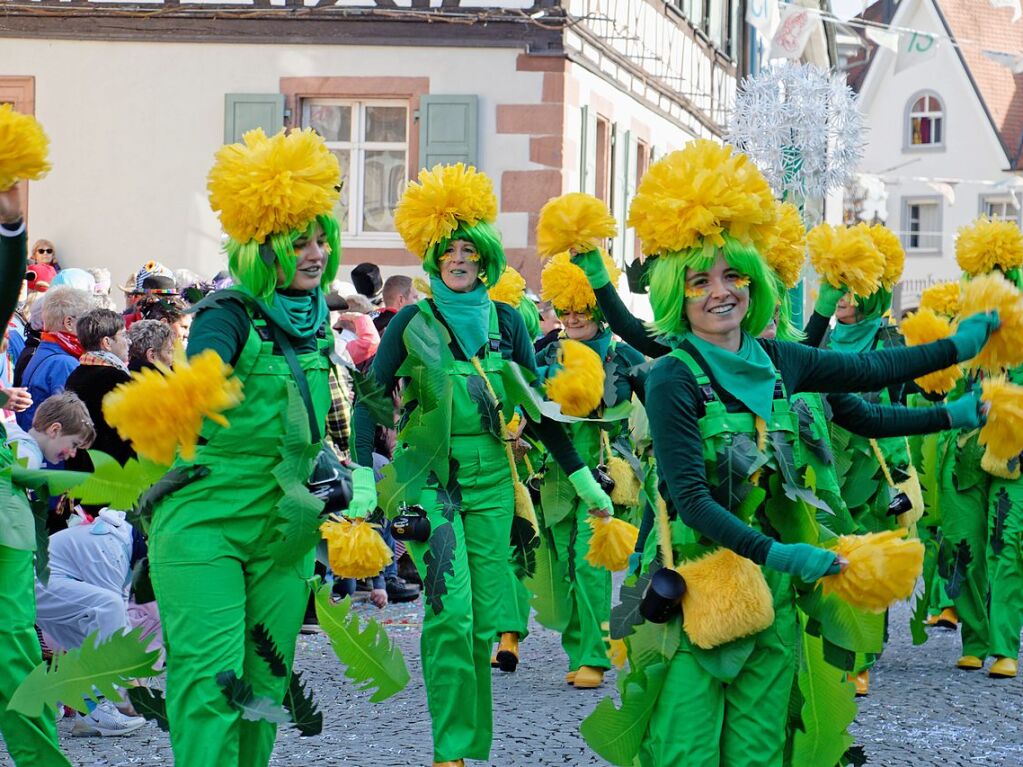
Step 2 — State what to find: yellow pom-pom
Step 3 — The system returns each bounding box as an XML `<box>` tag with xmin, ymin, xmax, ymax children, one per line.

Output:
<box><xmin>412</xmin><ymin>276</ymin><xmax>432</xmax><ymax>299</ymax></box>
<box><xmin>584</xmin><ymin>516</ymin><xmax>639</xmax><ymax>572</ymax></box>
<box><xmin>979</xmin><ymin>375</ymin><xmax>1023</xmax><ymax>464</ymax></box>
<box><xmin>763</xmin><ymin>201</ymin><xmax>806</xmax><ymax>289</ymax></box>
<box><xmin>545</xmin><ymin>339</ymin><xmax>605</xmax><ymax>417</ymax></box>
<box><xmin>540</xmin><ymin>251</ymin><xmax>621</xmax><ymax>314</ymax></box>
<box><xmin>807</xmin><ymin>223</ymin><xmax>885</xmax><ymax>298</ymax></box>
<box><xmin>536</xmin><ymin>192</ymin><xmax>618</xmax><ymax>259</ymax></box>
<box><xmin>488</xmin><ymin>266</ymin><xmax>527</xmax><ymax>306</ymax></box>
<box><xmin>102</xmin><ymin>346</ymin><xmax>244</xmax><ymax>465</ymax></box>
<box><xmin>900</xmin><ymin>307</ymin><xmax>962</xmax><ymax>394</ymax></box>
<box><xmin>627</xmin><ymin>140</ymin><xmax>776</xmax><ymax>257</ymax></box>
<box><xmin>393</xmin><ymin>163</ymin><xmax>497</xmax><ymax>258</ymax></box>
<box><xmin>606</xmin><ymin>456</ymin><xmax>641</xmax><ymax>507</ymax></box>
<box><xmin>677</xmin><ymin>548</ymin><xmax>775</xmax><ymax>649</ymax></box>
<box><xmin>0</xmin><ymin>105</ymin><xmax>51</xmax><ymax>191</ymax></box>
<box><xmin>957</xmin><ymin>271</ymin><xmax>1023</xmax><ymax>371</ymax></box>
<box><xmin>320</xmin><ymin>517</ymin><xmax>393</xmax><ymax>579</ymax></box>
<box><xmin>919</xmin><ymin>281</ymin><xmax>961</xmax><ymax>317</ymax></box>
<box><xmin>821</xmin><ymin>529</ymin><xmax>924</xmax><ymax>613</ymax></box>
<box><xmin>207</xmin><ymin>128</ymin><xmax>340</xmax><ymax>244</ymax></box>
<box><xmin>956</xmin><ymin>216</ymin><xmax>1023</xmax><ymax>277</ymax></box>
<box><xmin>864</xmin><ymin>223</ymin><xmax>905</xmax><ymax>289</ymax></box>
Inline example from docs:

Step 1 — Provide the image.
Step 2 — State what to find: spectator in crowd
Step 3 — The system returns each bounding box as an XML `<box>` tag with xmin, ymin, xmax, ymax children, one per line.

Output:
<box><xmin>127</xmin><ymin>319</ymin><xmax>174</xmax><ymax>372</ymax></box>
<box><xmin>29</xmin><ymin>238</ymin><xmax>60</xmax><ymax>271</ymax></box>
<box><xmin>12</xmin><ymin>292</ymin><xmax>45</xmax><ymax>387</ymax></box>
<box><xmin>51</xmin><ymin>268</ymin><xmax>96</xmax><ymax>295</ymax></box>
<box><xmin>0</xmin><ymin>333</ymin><xmax>31</xmax><ymax>422</ymax></box>
<box><xmin>351</xmin><ymin>262</ymin><xmax>383</xmax><ymax>307</ymax></box>
<box><xmin>87</xmin><ymin>267</ymin><xmax>117</xmax><ymax>311</ymax></box>
<box><xmin>136</xmin><ymin>294</ymin><xmax>191</xmax><ymax>342</ymax></box>
<box><xmin>121</xmin><ymin>262</ymin><xmax>176</xmax><ymax>328</ymax></box>
<box><xmin>534</xmin><ymin>299</ymin><xmax>563</xmax><ymax>353</ymax></box>
<box><xmin>374</xmin><ymin>274</ymin><xmax>419</xmax><ymax>334</ymax></box>
<box><xmin>64</xmin><ymin>309</ymin><xmax>133</xmax><ymax>465</ymax></box>
<box><xmin>17</xmin><ymin>286</ymin><xmax>93</xmax><ymax>430</ymax></box>
<box><xmin>335</xmin><ymin>293</ymin><xmax>380</xmax><ymax>369</ymax></box>
<box><xmin>5</xmin><ymin>391</ymin><xmax>94</xmax><ymax>473</ymax></box>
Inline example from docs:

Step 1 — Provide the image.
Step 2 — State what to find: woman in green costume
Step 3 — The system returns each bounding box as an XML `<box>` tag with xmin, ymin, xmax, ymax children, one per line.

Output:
<box><xmin>570</xmin><ymin>140</ymin><xmax>997</xmax><ymax>766</ymax></box>
<box><xmin>533</xmin><ymin>250</ymin><xmax>646</xmax><ymax>689</ymax></box>
<box><xmin>146</xmin><ymin>129</ymin><xmax>378</xmax><ymax>767</ymax></box>
<box><xmin>0</xmin><ymin>183</ymin><xmax>73</xmax><ymax>767</ymax></box>
<box><xmin>357</xmin><ymin>163</ymin><xmax>613</xmax><ymax>767</ymax></box>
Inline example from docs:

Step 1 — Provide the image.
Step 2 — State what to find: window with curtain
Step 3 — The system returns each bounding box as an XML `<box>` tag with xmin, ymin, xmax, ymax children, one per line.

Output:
<box><xmin>908</xmin><ymin>93</ymin><xmax>944</xmax><ymax>147</ymax></box>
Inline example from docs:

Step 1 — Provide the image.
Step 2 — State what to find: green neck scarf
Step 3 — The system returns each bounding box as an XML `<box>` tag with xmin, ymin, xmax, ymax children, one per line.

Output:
<box><xmin>430</xmin><ymin>277</ymin><xmax>492</xmax><ymax>359</ymax></box>
<box><xmin>235</xmin><ymin>285</ymin><xmax>327</xmax><ymax>339</ymax></box>
<box><xmin>684</xmin><ymin>331</ymin><xmax>777</xmax><ymax>422</ymax></box>
<box><xmin>829</xmin><ymin>317</ymin><xmax>882</xmax><ymax>355</ymax></box>
<box><xmin>579</xmin><ymin>326</ymin><xmax>612</xmax><ymax>361</ymax></box>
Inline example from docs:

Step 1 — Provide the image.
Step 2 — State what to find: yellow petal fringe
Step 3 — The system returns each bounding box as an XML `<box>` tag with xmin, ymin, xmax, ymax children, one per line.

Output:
<box><xmin>545</xmin><ymin>339</ymin><xmax>605</xmax><ymax>417</ymax></box>
<box><xmin>980</xmin><ymin>375</ymin><xmax>1023</xmax><ymax>465</ymax></box>
<box><xmin>763</xmin><ymin>201</ymin><xmax>806</xmax><ymax>290</ymax></box>
<box><xmin>536</xmin><ymin>192</ymin><xmax>618</xmax><ymax>259</ymax></box>
<box><xmin>0</xmin><ymin>104</ymin><xmax>51</xmax><ymax>191</ymax></box>
<box><xmin>919</xmin><ymin>281</ymin><xmax>961</xmax><ymax>318</ymax></box>
<box><xmin>207</xmin><ymin>128</ymin><xmax>340</xmax><ymax>244</ymax></box>
<box><xmin>900</xmin><ymin>307</ymin><xmax>962</xmax><ymax>394</ymax></box>
<box><xmin>393</xmin><ymin>163</ymin><xmax>497</xmax><ymax>258</ymax></box>
<box><xmin>320</xmin><ymin>517</ymin><xmax>393</xmax><ymax>579</ymax></box>
<box><xmin>102</xmin><ymin>346</ymin><xmax>244</xmax><ymax>465</ymax></box>
<box><xmin>585</xmin><ymin>516</ymin><xmax>639</xmax><ymax>572</ymax></box>
<box><xmin>807</xmin><ymin>223</ymin><xmax>885</xmax><ymax>298</ymax></box>
<box><xmin>957</xmin><ymin>271</ymin><xmax>1023</xmax><ymax>372</ymax></box>
<box><xmin>677</xmin><ymin>548</ymin><xmax>775</xmax><ymax>649</ymax></box>
<box><xmin>540</xmin><ymin>251</ymin><xmax>621</xmax><ymax>314</ymax></box>
<box><xmin>956</xmin><ymin>216</ymin><xmax>1023</xmax><ymax>277</ymax></box>
<box><xmin>863</xmin><ymin>223</ymin><xmax>905</xmax><ymax>289</ymax></box>
<box><xmin>488</xmin><ymin>266</ymin><xmax>527</xmax><ymax>306</ymax></box>
<box><xmin>821</xmin><ymin>529</ymin><xmax>924</xmax><ymax>613</ymax></box>
<box><xmin>607</xmin><ymin>456</ymin><xmax>641</xmax><ymax>507</ymax></box>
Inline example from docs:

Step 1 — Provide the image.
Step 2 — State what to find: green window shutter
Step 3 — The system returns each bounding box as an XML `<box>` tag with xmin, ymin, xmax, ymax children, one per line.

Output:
<box><xmin>418</xmin><ymin>95</ymin><xmax>478</xmax><ymax>169</ymax></box>
<box><xmin>224</xmin><ymin>94</ymin><xmax>286</xmax><ymax>144</ymax></box>
<box><xmin>580</xmin><ymin>105</ymin><xmax>597</xmax><ymax>194</ymax></box>
<box><xmin>620</xmin><ymin>129</ymin><xmax>635</xmax><ymax>266</ymax></box>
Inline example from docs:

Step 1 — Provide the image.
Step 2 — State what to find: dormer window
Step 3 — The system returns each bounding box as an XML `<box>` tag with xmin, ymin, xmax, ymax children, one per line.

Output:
<box><xmin>907</xmin><ymin>92</ymin><xmax>944</xmax><ymax>147</ymax></box>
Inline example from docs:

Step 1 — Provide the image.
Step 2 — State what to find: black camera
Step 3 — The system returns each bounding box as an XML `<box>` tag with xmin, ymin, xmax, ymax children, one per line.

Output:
<box><xmin>526</xmin><ymin>475</ymin><xmax>543</xmax><ymax>505</ymax></box>
<box><xmin>887</xmin><ymin>491</ymin><xmax>914</xmax><ymax>518</ymax></box>
<box><xmin>308</xmin><ymin>465</ymin><xmax>353</xmax><ymax>517</ymax></box>
<box><xmin>392</xmin><ymin>504</ymin><xmax>431</xmax><ymax>543</ymax></box>
<box><xmin>593</xmin><ymin>465</ymin><xmax>616</xmax><ymax>495</ymax></box>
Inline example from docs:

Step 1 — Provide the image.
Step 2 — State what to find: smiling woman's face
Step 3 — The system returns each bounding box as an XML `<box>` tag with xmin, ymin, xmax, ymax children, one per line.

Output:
<box><xmin>279</xmin><ymin>223</ymin><xmax>327</xmax><ymax>291</ymax></box>
<box><xmin>683</xmin><ymin>252</ymin><xmax>750</xmax><ymax>346</ymax></box>
<box><xmin>439</xmin><ymin>239</ymin><xmax>481</xmax><ymax>293</ymax></box>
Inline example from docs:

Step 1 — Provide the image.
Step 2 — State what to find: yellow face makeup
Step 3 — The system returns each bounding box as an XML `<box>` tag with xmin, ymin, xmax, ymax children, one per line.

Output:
<box><xmin>685</xmin><ymin>286</ymin><xmax>709</xmax><ymax>300</ymax></box>
<box><xmin>734</xmin><ymin>275</ymin><xmax>751</xmax><ymax>290</ymax></box>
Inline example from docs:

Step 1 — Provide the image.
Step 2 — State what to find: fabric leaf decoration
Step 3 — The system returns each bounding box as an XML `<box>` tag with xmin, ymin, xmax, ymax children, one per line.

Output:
<box><xmin>510</xmin><ymin>514</ymin><xmax>540</xmax><ymax>579</ymax></box>
<box><xmin>422</xmin><ymin>520</ymin><xmax>457</xmax><ymax>614</ymax></box>
<box><xmin>217</xmin><ymin>670</ymin><xmax>291</xmax><ymax>724</ymax></box>
<box><xmin>609</xmin><ymin>570</ymin><xmax>652</xmax><ymax>640</ymax></box>
<box><xmin>526</xmin><ymin>530</ymin><xmax>572</xmax><ymax>633</ymax></box>
<box><xmin>466</xmin><ymin>375</ymin><xmax>502</xmax><ymax>439</ymax></box>
<box><xmin>579</xmin><ymin>662</ymin><xmax>669</xmax><ymax>767</ymax></box>
<box><xmin>126</xmin><ymin>687</ymin><xmax>169</xmax><ymax>732</ymax></box>
<box><xmin>284</xmin><ymin>670</ymin><xmax>323</xmax><ymax>737</ymax></box>
<box><xmin>790</xmin><ymin>630</ymin><xmax>856</xmax><ymax>766</ymax></box>
<box><xmin>66</xmin><ymin>452</ymin><xmax>169</xmax><ymax>510</ymax></box>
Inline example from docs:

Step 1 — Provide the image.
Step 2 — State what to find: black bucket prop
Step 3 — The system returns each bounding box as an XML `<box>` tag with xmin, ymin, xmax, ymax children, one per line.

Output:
<box><xmin>639</xmin><ymin>567</ymin><xmax>687</xmax><ymax>624</ymax></box>
<box><xmin>886</xmin><ymin>491</ymin><xmax>913</xmax><ymax>518</ymax></box>
<box><xmin>391</xmin><ymin>504</ymin><xmax>431</xmax><ymax>543</ymax></box>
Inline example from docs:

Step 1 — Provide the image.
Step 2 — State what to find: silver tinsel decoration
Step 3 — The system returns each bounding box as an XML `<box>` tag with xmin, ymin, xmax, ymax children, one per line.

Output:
<box><xmin>727</xmin><ymin>63</ymin><xmax>866</xmax><ymax>201</ymax></box>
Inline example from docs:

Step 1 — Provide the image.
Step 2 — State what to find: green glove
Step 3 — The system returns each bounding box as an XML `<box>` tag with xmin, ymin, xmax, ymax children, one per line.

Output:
<box><xmin>950</xmin><ymin>311</ymin><xmax>1000</xmax><ymax>362</ymax></box>
<box><xmin>765</xmin><ymin>541</ymin><xmax>841</xmax><ymax>581</ymax></box>
<box><xmin>945</xmin><ymin>388</ymin><xmax>986</xmax><ymax>430</ymax></box>
<box><xmin>814</xmin><ymin>282</ymin><xmax>846</xmax><ymax>317</ymax></box>
<box><xmin>347</xmin><ymin>466</ymin><xmax>378</xmax><ymax>519</ymax></box>
<box><xmin>571</xmin><ymin>249</ymin><xmax>611</xmax><ymax>290</ymax></box>
<box><xmin>568</xmin><ymin>467</ymin><xmax>614</xmax><ymax>516</ymax></box>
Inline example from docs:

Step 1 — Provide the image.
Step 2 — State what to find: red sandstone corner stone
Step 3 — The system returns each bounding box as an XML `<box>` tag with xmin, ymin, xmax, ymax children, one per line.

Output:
<box><xmin>497</xmin><ymin>104</ymin><xmax>563</xmax><ymax>135</ymax></box>
<box><xmin>516</xmin><ymin>53</ymin><xmax>567</xmax><ymax>72</ymax></box>
<box><xmin>529</xmin><ymin>136</ymin><xmax>563</xmax><ymax>168</ymax></box>
<box><xmin>542</xmin><ymin>72</ymin><xmax>565</xmax><ymax>103</ymax></box>
<box><xmin>501</xmin><ymin>170</ymin><xmax>563</xmax><ymax>212</ymax></box>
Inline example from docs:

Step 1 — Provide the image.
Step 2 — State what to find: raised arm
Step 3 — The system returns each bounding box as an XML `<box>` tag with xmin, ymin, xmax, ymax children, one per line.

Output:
<box><xmin>0</xmin><ymin>185</ymin><xmax>27</xmax><ymax>335</ymax></box>
<box><xmin>828</xmin><ymin>392</ymin><xmax>952</xmax><ymax>438</ymax></box>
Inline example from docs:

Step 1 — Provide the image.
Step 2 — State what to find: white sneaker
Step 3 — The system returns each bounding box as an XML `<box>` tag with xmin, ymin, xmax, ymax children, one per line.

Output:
<box><xmin>72</xmin><ymin>700</ymin><xmax>147</xmax><ymax>737</ymax></box>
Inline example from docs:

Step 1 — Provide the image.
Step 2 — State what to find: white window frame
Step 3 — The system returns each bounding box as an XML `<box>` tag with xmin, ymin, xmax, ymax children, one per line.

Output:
<box><xmin>904</xmin><ymin>90</ymin><xmax>945</xmax><ymax>151</ymax></box>
<box><xmin>301</xmin><ymin>98</ymin><xmax>408</xmax><ymax>242</ymax></box>
<box><xmin>901</xmin><ymin>196</ymin><xmax>943</xmax><ymax>254</ymax></box>
<box><xmin>979</xmin><ymin>194</ymin><xmax>1021</xmax><ymax>225</ymax></box>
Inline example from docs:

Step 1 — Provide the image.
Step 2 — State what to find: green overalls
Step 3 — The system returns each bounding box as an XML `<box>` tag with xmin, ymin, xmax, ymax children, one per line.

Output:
<box><xmin>401</xmin><ymin>301</ymin><xmax>516</xmax><ymax>763</ymax></box>
<box><xmin>148</xmin><ymin>301</ymin><xmax>332</xmax><ymax>767</ymax></box>
<box><xmin>639</xmin><ymin>350</ymin><xmax>805</xmax><ymax>767</ymax></box>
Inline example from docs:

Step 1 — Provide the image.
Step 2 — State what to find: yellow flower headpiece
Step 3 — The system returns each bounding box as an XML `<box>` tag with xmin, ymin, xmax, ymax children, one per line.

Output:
<box><xmin>763</xmin><ymin>201</ymin><xmax>806</xmax><ymax>290</ymax></box>
<box><xmin>488</xmin><ymin>265</ymin><xmax>527</xmax><ymax>306</ymax></box>
<box><xmin>900</xmin><ymin>307</ymin><xmax>962</xmax><ymax>395</ymax></box>
<box><xmin>957</xmin><ymin>271</ymin><xmax>1023</xmax><ymax>372</ymax></box>
<box><xmin>956</xmin><ymin>216</ymin><xmax>1023</xmax><ymax>277</ymax></box>
<box><xmin>0</xmin><ymin>104</ymin><xmax>51</xmax><ymax>191</ymax></box>
<box><xmin>207</xmin><ymin>128</ymin><xmax>340</xmax><ymax>245</ymax></box>
<box><xmin>863</xmin><ymin>223</ymin><xmax>905</xmax><ymax>289</ymax></box>
<box><xmin>393</xmin><ymin>163</ymin><xmax>497</xmax><ymax>258</ymax></box>
<box><xmin>627</xmin><ymin>139</ymin><xmax>776</xmax><ymax>258</ymax></box>
<box><xmin>807</xmin><ymin>223</ymin><xmax>885</xmax><ymax>298</ymax></box>
<box><xmin>980</xmin><ymin>375</ymin><xmax>1023</xmax><ymax>477</ymax></box>
<box><xmin>536</xmin><ymin>193</ymin><xmax>617</xmax><ymax>259</ymax></box>
<box><xmin>919</xmin><ymin>281</ymin><xmax>961</xmax><ymax>317</ymax></box>
<box><xmin>540</xmin><ymin>251</ymin><xmax>621</xmax><ymax>315</ymax></box>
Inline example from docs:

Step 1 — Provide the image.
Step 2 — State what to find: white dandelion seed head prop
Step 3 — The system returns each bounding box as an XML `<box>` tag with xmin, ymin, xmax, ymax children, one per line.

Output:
<box><xmin>727</xmin><ymin>62</ymin><xmax>866</xmax><ymax>201</ymax></box>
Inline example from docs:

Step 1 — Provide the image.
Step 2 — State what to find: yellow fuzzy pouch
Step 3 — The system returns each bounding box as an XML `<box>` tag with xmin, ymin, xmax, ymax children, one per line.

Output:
<box><xmin>677</xmin><ymin>548</ymin><xmax>775</xmax><ymax>649</ymax></box>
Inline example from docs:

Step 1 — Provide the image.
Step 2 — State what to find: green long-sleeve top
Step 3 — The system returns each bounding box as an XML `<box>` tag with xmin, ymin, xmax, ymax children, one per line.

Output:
<box><xmin>187</xmin><ymin>290</ymin><xmax>319</xmax><ymax>363</ymax></box>
<box><xmin>355</xmin><ymin>300</ymin><xmax>584</xmax><ymax>475</ymax></box>
<box><xmin>592</xmin><ymin>282</ymin><xmax>949</xmax><ymax>437</ymax></box>
<box><xmin>0</xmin><ymin>220</ymin><xmax>26</xmax><ymax>351</ymax></box>
<box><xmin>646</xmin><ymin>335</ymin><xmax>959</xmax><ymax>565</ymax></box>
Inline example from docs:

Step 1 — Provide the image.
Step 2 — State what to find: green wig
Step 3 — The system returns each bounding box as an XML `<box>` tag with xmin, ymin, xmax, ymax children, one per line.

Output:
<box><xmin>648</xmin><ymin>233</ymin><xmax>778</xmax><ymax>340</ymax></box>
<box><xmin>772</xmin><ymin>273</ymin><xmax>805</xmax><ymax>343</ymax></box>
<box><xmin>227</xmin><ymin>213</ymin><xmax>341</xmax><ymax>302</ymax></box>
<box><xmin>517</xmin><ymin>296</ymin><xmax>542</xmax><ymax>342</ymax></box>
<box><xmin>854</xmin><ymin>287</ymin><xmax>892</xmax><ymax>322</ymax></box>
<box><xmin>423</xmin><ymin>219</ymin><xmax>506</xmax><ymax>287</ymax></box>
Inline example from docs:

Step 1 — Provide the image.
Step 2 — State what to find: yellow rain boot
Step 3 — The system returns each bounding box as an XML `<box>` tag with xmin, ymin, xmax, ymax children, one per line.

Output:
<box><xmin>573</xmin><ymin>665</ymin><xmax>605</xmax><ymax>689</ymax></box>
<box><xmin>852</xmin><ymin>669</ymin><xmax>870</xmax><ymax>697</ymax></box>
<box><xmin>564</xmin><ymin>671</ymin><xmax>576</xmax><ymax>684</ymax></box>
<box><xmin>956</xmin><ymin>655</ymin><xmax>984</xmax><ymax>670</ymax></box>
<box><xmin>989</xmin><ymin>657</ymin><xmax>1018</xmax><ymax>678</ymax></box>
<box><xmin>433</xmin><ymin>761</ymin><xmax>464</xmax><ymax>767</ymax></box>
<box><xmin>936</xmin><ymin>607</ymin><xmax>959</xmax><ymax>630</ymax></box>
<box><xmin>494</xmin><ymin>632</ymin><xmax>519</xmax><ymax>673</ymax></box>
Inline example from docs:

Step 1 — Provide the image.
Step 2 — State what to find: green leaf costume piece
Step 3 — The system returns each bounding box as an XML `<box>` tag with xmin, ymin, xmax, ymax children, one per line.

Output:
<box><xmin>127</xmin><ymin>686</ymin><xmax>171</xmax><ymax>732</ymax></box>
<box><xmin>581</xmin><ymin>662</ymin><xmax>669</xmax><ymax>767</ymax></box>
<box><xmin>313</xmin><ymin>588</ymin><xmax>410</xmax><ymax>703</ymax></box>
<box><xmin>65</xmin><ymin>451</ymin><xmax>168</xmax><ymax>510</ymax></box>
<box><xmin>216</xmin><ymin>671</ymin><xmax>291</xmax><ymax>725</ymax></box>
<box><xmin>789</xmin><ymin>630</ymin><xmax>856</xmax><ymax>767</ymax></box>
<box><xmin>283</xmin><ymin>670</ymin><xmax>323</xmax><ymax>737</ymax></box>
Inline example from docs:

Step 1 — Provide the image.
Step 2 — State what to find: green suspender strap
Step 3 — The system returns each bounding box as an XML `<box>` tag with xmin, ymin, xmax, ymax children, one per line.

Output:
<box><xmin>268</xmin><ymin>322</ymin><xmax>322</xmax><ymax>444</ymax></box>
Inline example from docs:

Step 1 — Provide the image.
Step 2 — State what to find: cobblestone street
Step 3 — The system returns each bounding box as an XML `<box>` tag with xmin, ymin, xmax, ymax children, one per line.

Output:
<box><xmin>4</xmin><ymin>599</ymin><xmax>1022</xmax><ymax>766</ymax></box>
